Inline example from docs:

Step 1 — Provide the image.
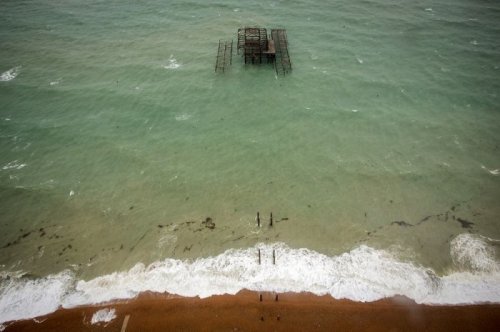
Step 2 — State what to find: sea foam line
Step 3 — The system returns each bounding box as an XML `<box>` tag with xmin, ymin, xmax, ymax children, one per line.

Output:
<box><xmin>0</xmin><ymin>234</ymin><xmax>499</xmax><ymax>324</ymax></box>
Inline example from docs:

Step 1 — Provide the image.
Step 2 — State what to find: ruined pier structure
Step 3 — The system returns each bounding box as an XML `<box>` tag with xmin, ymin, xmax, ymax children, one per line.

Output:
<box><xmin>215</xmin><ymin>27</ymin><xmax>291</xmax><ymax>75</ymax></box>
<box><xmin>214</xmin><ymin>39</ymin><xmax>233</xmax><ymax>73</ymax></box>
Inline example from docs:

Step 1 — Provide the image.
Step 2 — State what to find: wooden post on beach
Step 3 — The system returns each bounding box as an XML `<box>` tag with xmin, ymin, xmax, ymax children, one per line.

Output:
<box><xmin>275</xmin><ymin>294</ymin><xmax>279</xmax><ymax>302</ymax></box>
<box><xmin>258</xmin><ymin>249</ymin><xmax>261</xmax><ymax>265</ymax></box>
<box><xmin>259</xmin><ymin>294</ymin><xmax>263</xmax><ymax>302</ymax></box>
<box><xmin>270</xmin><ymin>212</ymin><xmax>273</xmax><ymax>226</ymax></box>
<box><xmin>257</xmin><ymin>212</ymin><xmax>260</xmax><ymax>227</ymax></box>
<box><xmin>121</xmin><ymin>315</ymin><xmax>130</xmax><ymax>332</ymax></box>
<box><xmin>272</xmin><ymin>249</ymin><xmax>276</xmax><ymax>265</ymax></box>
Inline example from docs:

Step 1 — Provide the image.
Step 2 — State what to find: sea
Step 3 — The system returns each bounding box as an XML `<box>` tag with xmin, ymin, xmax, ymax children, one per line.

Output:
<box><xmin>1</xmin><ymin>0</ymin><xmax>500</xmax><ymax>324</ymax></box>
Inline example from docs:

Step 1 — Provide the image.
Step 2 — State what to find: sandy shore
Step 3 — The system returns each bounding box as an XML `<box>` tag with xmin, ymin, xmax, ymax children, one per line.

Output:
<box><xmin>4</xmin><ymin>290</ymin><xmax>500</xmax><ymax>331</ymax></box>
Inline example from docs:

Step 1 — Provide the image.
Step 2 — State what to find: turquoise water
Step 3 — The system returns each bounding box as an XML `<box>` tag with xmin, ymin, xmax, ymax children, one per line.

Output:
<box><xmin>1</xmin><ymin>0</ymin><xmax>499</xmax><ymax>286</ymax></box>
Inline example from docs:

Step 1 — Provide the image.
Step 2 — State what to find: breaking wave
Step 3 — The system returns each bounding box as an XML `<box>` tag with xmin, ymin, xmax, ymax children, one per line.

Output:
<box><xmin>1</xmin><ymin>234</ymin><xmax>499</xmax><ymax>324</ymax></box>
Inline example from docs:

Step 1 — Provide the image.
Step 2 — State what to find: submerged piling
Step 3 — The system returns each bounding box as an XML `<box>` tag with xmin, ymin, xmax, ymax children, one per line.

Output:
<box><xmin>257</xmin><ymin>212</ymin><xmax>260</xmax><ymax>227</ymax></box>
<box><xmin>270</xmin><ymin>212</ymin><xmax>273</xmax><ymax>226</ymax></box>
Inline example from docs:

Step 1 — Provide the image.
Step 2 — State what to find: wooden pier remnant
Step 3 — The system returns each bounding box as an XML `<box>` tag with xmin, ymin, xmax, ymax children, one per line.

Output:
<box><xmin>215</xmin><ymin>39</ymin><xmax>233</xmax><ymax>73</ymax></box>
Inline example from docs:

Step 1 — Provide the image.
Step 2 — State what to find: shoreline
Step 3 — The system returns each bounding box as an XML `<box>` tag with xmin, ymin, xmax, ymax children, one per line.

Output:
<box><xmin>4</xmin><ymin>290</ymin><xmax>500</xmax><ymax>331</ymax></box>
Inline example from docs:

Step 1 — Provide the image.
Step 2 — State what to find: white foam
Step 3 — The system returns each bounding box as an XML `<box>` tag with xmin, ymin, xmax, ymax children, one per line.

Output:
<box><xmin>62</xmin><ymin>240</ymin><xmax>500</xmax><ymax>307</ymax></box>
<box><xmin>0</xmin><ymin>67</ymin><xmax>20</xmax><ymax>82</ymax></box>
<box><xmin>0</xmin><ymin>271</ymin><xmax>74</xmax><ymax>324</ymax></box>
<box><xmin>163</xmin><ymin>55</ymin><xmax>181</xmax><ymax>69</ymax></box>
<box><xmin>1</xmin><ymin>160</ymin><xmax>27</xmax><ymax>170</ymax></box>
<box><xmin>175</xmin><ymin>113</ymin><xmax>191</xmax><ymax>121</ymax></box>
<box><xmin>481</xmin><ymin>165</ymin><xmax>499</xmax><ymax>175</ymax></box>
<box><xmin>450</xmin><ymin>233</ymin><xmax>498</xmax><ymax>272</ymax></box>
<box><xmin>1</xmin><ymin>237</ymin><xmax>499</xmax><ymax>324</ymax></box>
<box><xmin>90</xmin><ymin>308</ymin><xmax>116</xmax><ymax>325</ymax></box>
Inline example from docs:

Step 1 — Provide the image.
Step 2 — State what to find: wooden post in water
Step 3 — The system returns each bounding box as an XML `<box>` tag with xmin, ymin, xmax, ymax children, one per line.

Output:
<box><xmin>270</xmin><ymin>212</ymin><xmax>273</xmax><ymax>226</ymax></box>
<box><xmin>272</xmin><ymin>249</ymin><xmax>276</xmax><ymax>265</ymax></box>
<box><xmin>257</xmin><ymin>212</ymin><xmax>260</xmax><ymax>227</ymax></box>
<box><xmin>258</xmin><ymin>249</ymin><xmax>261</xmax><ymax>265</ymax></box>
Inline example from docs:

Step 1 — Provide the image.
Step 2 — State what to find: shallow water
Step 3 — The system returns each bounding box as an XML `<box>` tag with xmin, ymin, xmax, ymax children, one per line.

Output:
<box><xmin>1</xmin><ymin>0</ymin><xmax>500</xmax><ymax>319</ymax></box>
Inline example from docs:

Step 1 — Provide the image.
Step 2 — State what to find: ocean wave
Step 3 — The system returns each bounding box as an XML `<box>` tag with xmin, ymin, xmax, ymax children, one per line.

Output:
<box><xmin>0</xmin><ymin>272</ymin><xmax>73</xmax><ymax>324</ymax></box>
<box><xmin>1</xmin><ymin>234</ymin><xmax>499</xmax><ymax>324</ymax></box>
<box><xmin>0</xmin><ymin>67</ymin><xmax>21</xmax><ymax>82</ymax></box>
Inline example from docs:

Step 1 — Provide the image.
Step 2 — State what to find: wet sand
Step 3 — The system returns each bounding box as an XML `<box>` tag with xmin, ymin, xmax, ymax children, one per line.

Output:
<box><xmin>4</xmin><ymin>290</ymin><xmax>500</xmax><ymax>331</ymax></box>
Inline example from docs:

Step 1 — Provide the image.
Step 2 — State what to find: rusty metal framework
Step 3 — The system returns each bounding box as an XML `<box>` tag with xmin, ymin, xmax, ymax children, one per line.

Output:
<box><xmin>215</xmin><ymin>27</ymin><xmax>291</xmax><ymax>75</ymax></box>
<box><xmin>271</xmin><ymin>29</ymin><xmax>291</xmax><ymax>75</ymax></box>
<box><xmin>214</xmin><ymin>39</ymin><xmax>233</xmax><ymax>73</ymax></box>
<box><xmin>238</xmin><ymin>27</ymin><xmax>269</xmax><ymax>64</ymax></box>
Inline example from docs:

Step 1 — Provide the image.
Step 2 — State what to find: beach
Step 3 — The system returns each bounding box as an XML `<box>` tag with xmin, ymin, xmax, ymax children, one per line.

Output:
<box><xmin>4</xmin><ymin>291</ymin><xmax>500</xmax><ymax>331</ymax></box>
